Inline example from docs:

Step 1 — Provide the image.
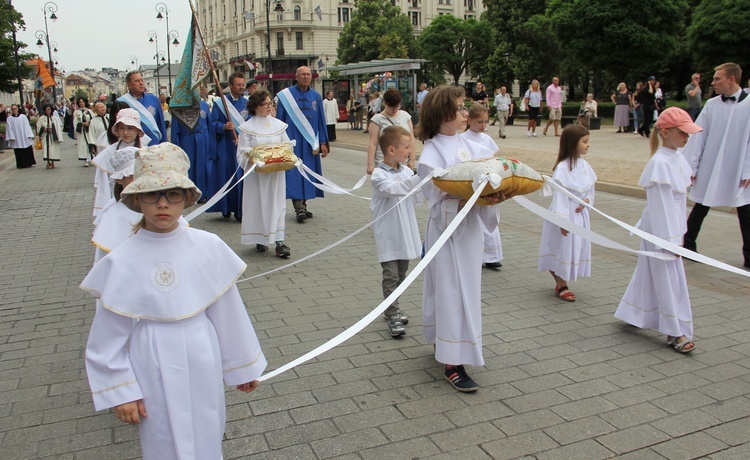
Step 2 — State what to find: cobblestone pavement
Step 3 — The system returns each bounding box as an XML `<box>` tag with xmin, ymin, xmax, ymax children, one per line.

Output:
<box><xmin>1</xmin><ymin>138</ymin><xmax>749</xmax><ymax>459</ymax></box>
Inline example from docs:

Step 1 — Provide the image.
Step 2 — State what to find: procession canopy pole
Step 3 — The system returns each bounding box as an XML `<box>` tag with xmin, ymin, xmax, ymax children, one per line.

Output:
<box><xmin>188</xmin><ymin>0</ymin><xmax>238</xmax><ymax>143</ymax></box>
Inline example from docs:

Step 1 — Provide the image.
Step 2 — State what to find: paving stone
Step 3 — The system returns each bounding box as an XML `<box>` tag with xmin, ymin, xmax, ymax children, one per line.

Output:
<box><xmin>265</xmin><ymin>419</ymin><xmax>340</xmax><ymax>450</ymax></box>
<box><xmin>481</xmin><ymin>430</ymin><xmax>560</xmax><ymax>459</ymax></box>
<box><xmin>310</xmin><ymin>427</ymin><xmax>388</xmax><ymax>459</ymax></box>
<box><xmin>536</xmin><ymin>439</ymin><xmax>616</xmax><ymax>460</ymax></box>
<box><xmin>596</xmin><ymin>424</ymin><xmax>671</xmax><ymax>454</ymax></box>
<box><xmin>650</xmin><ymin>431</ymin><xmax>728</xmax><ymax>459</ymax></box>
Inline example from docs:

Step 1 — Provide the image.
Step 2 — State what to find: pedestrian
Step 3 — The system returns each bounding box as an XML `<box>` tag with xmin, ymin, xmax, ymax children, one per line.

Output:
<box><xmin>276</xmin><ymin>66</ymin><xmax>329</xmax><ymax>223</ymax></box>
<box><xmin>370</xmin><ymin>125</ymin><xmax>421</xmax><ymax>338</ymax></box>
<box><xmin>492</xmin><ymin>86</ymin><xmax>512</xmax><ymax>138</ymax></box>
<box><xmin>74</xmin><ymin>97</ymin><xmax>95</xmax><ymax>166</ymax></box>
<box><xmin>323</xmin><ymin>90</ymin><xmax>338</xmax><ymax>142</ymax></box>
<box><xmin>538</xmin><ymin>124</ymin><xmax>596</xmax><ymax>302</ymax></box>
<box><xmin>460</xmin><ymin>103</ymin><xmax>504</xmax><ymax>270</ymax></box>
<box><xmin>346</xmin><ymin>93</ymin><xmax>356</xmax><ymax>130</ymax></box>
<box><xmin>615</xmin><ymin>107</ymin><xmax>701</xmax><ymax>353</ymax></box>
<box><xmin>365</xmin><ymin>92</ymin><xmax>382</xmax><ymax>133</ymax></box>
<box><xmin>632</xmin><ymin>82</ymin><xmax>644</xmax><ymax>135</ymax></box>
<box><xmin>416</xmin><ymin>82</ymin><xmax>429</xmax><ymax>112</ymax></box>
<box><xmin>366</xmin><ymin>88</ymin><xmax>415</xmax><ymax>175</ymax></box>
<box><xmin>37</xmin><ymin>103</ymin><xmax>63</xmax><ymax>169</ymax></box>
<box><xmin>684</xmin><ymin>73</ymin><xmax>702</xmax><ymax>121</ymax></box>
<box><xmin>81</xmin><ymin>143</ymin><xmax>267</xmax><ymax>460</ymax></box>
<box><xmin>682</xmin><ymin>62</ymin><xmax>750</xmax><ymax>269</ymax></box>
<box><xmin>543</xmin><ymin>77</ymin><xmax>563</xmax><ymax>136</ymax></box>
<box><xmin>637</xmin><ymin>76</ymin><xmax>657</xmax><ymax>137</ymax></box>
<box><xmin>237</xmin><ymin>89</ymin><xmax>293</xmax><ymax>258</ymax></box>
<box><xmin>118</xmin><ymin>71</ymin><xmax>167</xmax><ymax>145</ymax></box>
<box><xmin>5</xmin><ymin>104</ymin><xmax>36</xmax><ymax>169</ymax></box>
<box><xmin>523</xmin><ymin>80</ymin><xmax>543</xmax><ymax>137</ymax></box>
<box><xmin>611</xmin><ymin>82</ymin><xmax>633</xmax><ymax>133</ymax></box>
<box><xmin>88</xmin><ymin>101</ymin><xmax>110</xmax><ymax>155</ymax></box>
<box><xmin>416</xmin><ymin>85</ymin><xmax>507</xmax><ymax>392</ymax></box>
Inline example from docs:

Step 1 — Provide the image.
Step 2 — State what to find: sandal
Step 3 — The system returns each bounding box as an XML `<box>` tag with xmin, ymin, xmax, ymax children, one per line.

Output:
<box><xmin>555</xmin><ymin>285</ymin><xmax>576</xmax><ymax>302</ymax></box>
<box><xmin>667</xmin><ymin>336</ymin><xmax>695</xmax><ymax>354</ymax></box>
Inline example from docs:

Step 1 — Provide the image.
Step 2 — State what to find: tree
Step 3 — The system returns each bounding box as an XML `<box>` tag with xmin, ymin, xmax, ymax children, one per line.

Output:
<box><xmin>336</xmin><ymin>0</ymin><xmax>416</xmax><ymax>65</ymax></box>
<box><xmin>687</xmin><ymin>0</ymin><xmax>750</xmax><ymax>73</ymax></box>
<box><xmin>417</xmin><ymin>15</ymin><xmax>494</xmax><ymax>85</ymax></box>
<box><xmin>0</xmin><ymin>0</ymin><xmax>32</xmax><ymax>94</ymax></box>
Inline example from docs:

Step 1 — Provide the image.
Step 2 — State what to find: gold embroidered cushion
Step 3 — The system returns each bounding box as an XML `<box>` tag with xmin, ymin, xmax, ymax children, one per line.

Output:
<box><xmin>246</xmin><ymin>142</ymin><xmax>298</xmax><ymax>172</ymax></box>
<box><xmin>432</xmin><ymin>157</ymin><xmax>544</xmax><ymax>205</ymax></box>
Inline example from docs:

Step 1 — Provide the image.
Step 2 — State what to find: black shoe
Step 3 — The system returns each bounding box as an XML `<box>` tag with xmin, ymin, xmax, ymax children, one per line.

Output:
<box><xmin>444</xmin><ymin>365</ymin><xmax>479</xmax><ymax>392</ymax></box>
<box><xmin>305</xmin><ymin>210</ymin><xmax>313</xmax><ymax>218</ymax></box>
<box><xmin>296</xmin><ymin>211</ymin><xmax>308</xmax><ymax>223</ymax></box>
<box><xmin>683</xmin><ymin>243</ymin><xmax>697</xmax><ymax>253</ymax></box>
<box><xmin>275</xmin><ymin>244</ymin><xmax>291</xmax><ymax>258</ymax></box>
<box><xmin>256</xmin><ymin>244</ymin><xmax>268</xmax><ymax>253</ymax></box>
<box><xmin>222</xmin><ymin>212</ymin><xmax>231</xmax><ymax>219</ymax></box>
<box><xmin>744</xmin><ymin>261</ymin><xmax>750</xmax><ymax>269</ymax></box>
<box><xmin>484</xmin><ymin>262</ymin><xmax>502</xmax><ymax>269</ymax></box>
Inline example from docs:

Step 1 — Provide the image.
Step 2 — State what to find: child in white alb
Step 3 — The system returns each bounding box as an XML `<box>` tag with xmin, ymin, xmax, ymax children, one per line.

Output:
<box><xmin>538</xmin><ymin>124</ymin><xmax>596</xmax><ymax>302</ymax></box>
<box><xmin>615</xmin><ymin>107</ymin><xmax>701</xmax><ymax>353</ymax></box>
<box><xmin>371</xmin><ymin>125</ymin><xmax>422</xmax><ymax>337</ymax></box>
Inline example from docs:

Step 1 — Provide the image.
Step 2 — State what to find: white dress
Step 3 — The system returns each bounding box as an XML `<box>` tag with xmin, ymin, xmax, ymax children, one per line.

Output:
<box><xmin>461</xmin><ymin>130</ymin><xmax>504</xmax><ymax>264</ymax></box>
<box><xmin>615</xmin><ymin>147</ymin><xmax>693</xmax><ymax>340</ymax></box>
<box><xmin>418</xmin><ymin>134</ymin><xmax>499</xmax><ymax>367</ymax></box>
<box><xmin>236</xmin><ymin>115</ymin><xmax>291</xmax><ymax>245</ymax></box>
<box><xmin>36</xmin><ymin>114</ymin><xmax>63</xmax><ymax>161</ymax></box>
<box><xmin>682</xmin><ymin>93</ymin><xmax>750</xmax><ymax>207</ymax></box>
<box><xmin>75</xmin><ymin>108</ymin><xmax>95</xmax><ymax>161</ymax></box>
<box><xmin>370</xmin><ymin>163</ymin><xmax>421</xmax><ymax>263</ymax></box>
<box><xmin>82</xmin><ymin>225</ymin><xmax>267</xmax><ymax>460</ymax></box>
<box><xmin>538</xmin><ymin>158</ymin><xmax>597</xmax><ymax>282</ymax></box>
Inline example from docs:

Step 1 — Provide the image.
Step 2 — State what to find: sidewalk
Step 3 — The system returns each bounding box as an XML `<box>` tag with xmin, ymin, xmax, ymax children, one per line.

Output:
<box><xmin>1</xmin><ymin>139</ymin><xmax>749</xmax><ymax>459</ymax></box>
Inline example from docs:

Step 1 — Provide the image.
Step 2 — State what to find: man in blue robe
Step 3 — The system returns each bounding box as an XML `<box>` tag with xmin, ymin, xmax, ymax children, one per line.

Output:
<box><xmin>118</xmin><ymin>71</ymin><xmax>167</xmax><ymax>146</ymax></box>
<box><xmin>276</xmin><ymin>66</ymin><xmax>329</xmax><ymax>222</ymax></box>
<box><xmin>207</xmin><ymin>73</ymin><xmax>248</xmax><ymax>220</ymax></box>
<box><xmin>171</xmin><ymin>99</ymin><xmax>212</xmax><ymax>199</ymax></box>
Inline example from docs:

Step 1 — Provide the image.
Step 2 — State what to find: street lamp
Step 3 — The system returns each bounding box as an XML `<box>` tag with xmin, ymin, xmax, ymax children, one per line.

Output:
<box><xmin>130</xmin><ymin>55</ymin><xmax>139</xmax><ymax>70</ymax></box>
<box><xmin>39</xmin><ymin>2</ymin><xmax>59</xmax><ymax>104</ymax></box>
<box><xmin>265</xmin><ymin>0</ymin><xmax>284</xmax><ymax>88</ymax></box>
<box><xmin>148</xmin><ymin>30</ymin><xmax>162</xmax><ymax>95</ymax></box>
<box><xmin>155</xmin><ymin>2</ymin><xmax>174</xmax><ymax>94</ymax></box>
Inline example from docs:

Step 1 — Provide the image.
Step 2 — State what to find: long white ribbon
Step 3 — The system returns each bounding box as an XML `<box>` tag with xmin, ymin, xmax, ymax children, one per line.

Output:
<box><xmin>258</xmin><ymin>178</ymin><xmax>488</xmax><ymax>381</ymax></box>
<box><xmin>297</xmin><ymin>162</ymin><xmax>370</xmax><ymax>200</ymax></box>
<box><xmin>237</xmin><ymin>173</ymin><xmax>433</xmax><ymax>284</ymax></box>
<box><xmin>542</xmin><ymin>176</ymin><xmax>750</xmax><ymax>278</ymax></box>
<box><xmin>185</xmin><ymin>165</ymin><xmax>254</xmax><ymax>222</ymax></box>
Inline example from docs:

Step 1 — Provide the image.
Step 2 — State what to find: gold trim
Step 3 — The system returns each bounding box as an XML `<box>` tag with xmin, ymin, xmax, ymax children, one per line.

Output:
<box><xmin>224</xmin><ymin>350</ymin><xmax>264</xmax><ymax>373</ymax></box>
<box><xmin>92</xmin><ymin>379</ymin><xmax>137</xmax><ymax>395</ymax></box>
<box><xmin>619</xmin><ymin>298</ymin><xmax>693</xmax><ymax>322</ymax></box>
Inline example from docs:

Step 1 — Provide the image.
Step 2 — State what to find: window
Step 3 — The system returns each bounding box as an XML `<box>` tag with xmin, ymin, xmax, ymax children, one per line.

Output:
<box><xmin>411</xmin><ymin>0</ymin><xmax>418</xmax><ymax>7</ymax></box>
<box><xmin>294</xmin><ymin>6</ymin><xmax>301</xmax><ymax>20</ymax></box>
<box><xmin>277</xmin><ymin>32</ymin><xmax>284</xmax><ymax>53</ymax></box>
<box><xmin>411</xmin><ymin>12</ymin><xmax>420</xmax><ymax>26</ymax></box>
<box><xmin>296</xmin><ymin>32</ymin><xmax>303</xmax><ymax>50</ymax></box>
<box><xmin>339</xmin><ymin>7</ymin><xmax>350</xmax><ymax>23</ymax></box>
<box><xmin>468</xmin><ymin>0</ymin><xmax>474</xmax><ymax>11</ymax></box>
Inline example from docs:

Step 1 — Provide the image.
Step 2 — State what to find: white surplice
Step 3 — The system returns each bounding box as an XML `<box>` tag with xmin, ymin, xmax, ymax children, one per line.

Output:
<box><xmin>461</xmin><ymin>129</ymin><xmax>504</xmax><ymax>263</ymax></box>
<box><xmin>90</xmin><ymin>141</ymin><xmax>135</xmax><ymax>219</ymax></box>
<box><xmin>682</xmin><ymin>93</ymin><xmax>750</xmax><ymax>207</ymax></box>
<box><xmin>81</xmin><ymin>225</ymin><xmax>267</xmax><ymax>460</ymax></box>
<box><xmin>5</xmin><ymin>113</ymin><xmax>34</xmax><ymax>149</ymax></box>
<box><xmin>236</xmin><ymin>115</ymin><xmax>290</xmax><ymax>245</ymax></box>
<box><xmin>615</xmin><ymin>146</ymin><xmax>693</xmax><ymax>339</ymax></box>
<box><xmin>418</xmin><ymin>134</ymin><xmax>498</xmax><ymax>367</ymax></box>
<box><xmin>370</xmin><ymin>162</ymin><xmax>421</xmax><ymax>263</ymax></box>
<box><xmin>88</xmin><ymin>114</ymin><xmax>110</xmax><ymax>154</ymax></box>
<box><xmin>538</xmin><ymin>158</ymin><xmax>597</xmax><ymax>282</ymax></box>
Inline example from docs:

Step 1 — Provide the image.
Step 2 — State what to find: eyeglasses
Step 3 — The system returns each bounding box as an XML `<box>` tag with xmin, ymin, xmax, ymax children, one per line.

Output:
<box><xmin>260</xmin><ymin>101</ymin><xmax>274</xmax><ymax>108</ymax></box>
<box><xmin>458</xmin><ymin>106</ymin><xmax>468</xmax><ymax>115</ymax></box>
<box><xmin>140</xmin><ymin>189</ymin><xmax>186</xmax><ymax>204</ymax></box>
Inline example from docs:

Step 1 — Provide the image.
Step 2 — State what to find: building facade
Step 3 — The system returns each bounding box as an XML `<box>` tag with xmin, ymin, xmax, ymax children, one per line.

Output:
<box><xmin>195</xmin><ymin>0</ymin><xmax>485</xmax><ymax>91</ymax></box>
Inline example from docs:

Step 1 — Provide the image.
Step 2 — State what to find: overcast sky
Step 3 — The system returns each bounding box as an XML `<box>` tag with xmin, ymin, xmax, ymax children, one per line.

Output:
<box><xmin>15</xmin><ymin>0</ymin><xmax>194</xmax><ymax>73</ymax></box>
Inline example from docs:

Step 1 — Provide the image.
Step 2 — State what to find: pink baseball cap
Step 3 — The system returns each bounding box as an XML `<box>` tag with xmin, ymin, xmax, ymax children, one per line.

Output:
<box><xmin>655</xmin><ymin>107</ymin><xmax>702</xmax><ymax>134</ymax></box>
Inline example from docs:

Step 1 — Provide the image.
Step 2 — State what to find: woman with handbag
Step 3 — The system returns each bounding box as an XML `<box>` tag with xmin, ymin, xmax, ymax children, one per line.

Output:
<box><xmin>37</xmin><ymin>103</ymin><xmax>64</xmax><ymax>169</ymax></box>
<box><xmin>74</xmin><ymin>97</ymin><xmax>95</xmax><ymax>167</ymax></box>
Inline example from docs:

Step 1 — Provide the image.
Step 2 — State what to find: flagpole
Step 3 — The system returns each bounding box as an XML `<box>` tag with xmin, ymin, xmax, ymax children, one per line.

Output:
<box><xmin>188</xmin><ymin>0</ymin><xmax>238</xmax><ymax>144</ymax></box>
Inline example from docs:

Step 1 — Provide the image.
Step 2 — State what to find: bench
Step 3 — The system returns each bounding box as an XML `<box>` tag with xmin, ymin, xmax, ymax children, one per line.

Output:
<box><xmin>560</xmin><ymin>116</ymin><xmax>601</xmax><ymax>130</ymax></box>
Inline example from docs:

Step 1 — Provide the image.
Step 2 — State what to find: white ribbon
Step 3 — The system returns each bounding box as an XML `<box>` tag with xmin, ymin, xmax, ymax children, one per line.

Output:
<box><xmin>473</xmin><ymin>172</ymin><xmax>502</xmax><ymax>192</ymax></box>
<box><xmin>258</xmin><ymin>178</ymin><xmax>488</xmax><ymax>381</ymax></box>
<box><xmin>185</xmin><ymin>165</ymin><xmax>255</xmax><ymax>222</ymax></box>
<box><xmin>297</xmin><ymin>161</ymin><xmax>370</xmax><ymax>200</ymax></box>
<box><xmin>542</xmin><ymin>176</ymin><xmax>750</xmax><ymax>278</ymax></box>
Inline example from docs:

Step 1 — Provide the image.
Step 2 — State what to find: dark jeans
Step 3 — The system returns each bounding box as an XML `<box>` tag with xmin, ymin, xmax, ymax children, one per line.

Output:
<box><xmin>687</xmin><ymin>107</ymin><xmax>702</xmax><ymax>121</ymax></box>
<box><xmin>638</xmin><ymin>106</ymin><xmax>654</xmax><ymax>137</ymax></box>
<box><xmin>685</xmin><ymin>202</ymin><xmax>750</xmax><ymax>264</ymax></box>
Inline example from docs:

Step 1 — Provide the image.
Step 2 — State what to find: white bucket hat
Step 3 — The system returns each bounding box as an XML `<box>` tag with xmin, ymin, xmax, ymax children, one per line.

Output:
<box><xmin>121</xmin><ymin>143</ymin><xmax>201</xmax><ymax>210</ymax></box>
<box><xmin>111</xmin><ymin>108</ymin><xmax>144</xmax><ymax>136</ymax></box>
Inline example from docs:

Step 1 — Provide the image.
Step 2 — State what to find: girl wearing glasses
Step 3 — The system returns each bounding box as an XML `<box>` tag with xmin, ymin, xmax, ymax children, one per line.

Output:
<box><xmin>81</xmin><ymin>143</ymin><xmax>267</xmax><ymax>459</ymax></box>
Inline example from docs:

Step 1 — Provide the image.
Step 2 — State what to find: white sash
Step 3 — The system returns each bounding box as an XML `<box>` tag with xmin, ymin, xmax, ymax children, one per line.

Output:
<box><xmin>277</xmin><ymin>88</ymin><xmax>320</xmax><ymax>151</ymax></box>
<box><xmin>118</xmin><ymin>93</ymin><xmax>162</xmax><ymax>142</ymax></box>
<box><xmin>214</xmin><ymin>96</ymin><xmax>245</xmax><ymax>134</ymax></box>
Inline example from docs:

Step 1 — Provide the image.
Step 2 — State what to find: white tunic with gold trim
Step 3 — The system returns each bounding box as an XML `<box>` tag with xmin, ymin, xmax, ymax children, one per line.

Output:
<box><xmin>82</xmin><ymin>225</ymin><xmax>267</xmax><ymax>460</ymax></box>
<box><xmin>236</xmin><ymin>115</ymin><xmax>291</xmax><ymax>245</ymax></box>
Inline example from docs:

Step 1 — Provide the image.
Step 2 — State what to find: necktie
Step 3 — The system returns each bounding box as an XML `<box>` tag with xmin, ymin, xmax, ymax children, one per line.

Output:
<box><xmin>721</xmin><ymin>94</ymin><xmax>736</xmax><ymax>102</ymax></box>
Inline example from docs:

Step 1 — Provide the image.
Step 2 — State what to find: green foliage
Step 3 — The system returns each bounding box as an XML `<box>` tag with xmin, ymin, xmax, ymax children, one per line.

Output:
<box><xmin>687</xmin><ymin>0</ymin><xmax>750</xmax><ymax>72</ymax></box>
<box><xmin>73</xmin><ymin>88</ymin><xmax>88</xmax><ymax>100</ymax></box>
<box><xmin>336</xmin><ymin>0</ymin><xmax>416</xmax><ymax>65</ymax></box>
<box><xmin>417</xmin><ymin>15</ymin><xmax>495</xmax><ymax>85</ymax></box>
<box><xmin>0</xmin><ymin>0</ymin><xmax>33</xmax><ymax>94</ymax></box>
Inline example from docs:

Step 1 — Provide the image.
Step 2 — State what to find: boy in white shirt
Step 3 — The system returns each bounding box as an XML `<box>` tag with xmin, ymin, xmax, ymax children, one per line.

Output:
<box><xmin>370</xmin><ymin>126</ymin><xmax>422</xmax><ymax>337</ymax></box>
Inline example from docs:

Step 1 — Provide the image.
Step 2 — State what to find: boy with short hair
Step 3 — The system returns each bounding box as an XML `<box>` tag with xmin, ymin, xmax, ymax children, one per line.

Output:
<box><xmin>371</xmin><ymin>126</ymin><xmax>422</xmax><ymax>337</ymax></box>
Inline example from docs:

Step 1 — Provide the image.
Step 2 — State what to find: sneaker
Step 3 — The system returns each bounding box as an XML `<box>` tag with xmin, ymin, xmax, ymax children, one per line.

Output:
<box><xmin>383</xmin><ymin>310</ymin><xmax>409</xmax><ymax>325</ymax></box>
<box><xmin>532</xmin><ymin>132</ymin><xmax>538</xmax><ymax>137</ymax></box>
<box><xmin>275</xmin><ymin>243</ymin><xmax>291</xmax><ymax>258</ymax></box>
<box><xmin>256</xmin><ymin>244</ymin><xmax>268</xmax><ymax>253</ymax></box>
<box><xmin>526</xmin><ymin>130</ymin><xmax>531</xmax><ymax>137</ymax></box>
<box><xmin>444</xmin><ymin>365</ymin><xmax>479</xmax><ymax>392</ymax></box>
<box><xmin>386</xmin><ymin>314</ymin><xmax>405</xmax><ymax>337</ymax></box>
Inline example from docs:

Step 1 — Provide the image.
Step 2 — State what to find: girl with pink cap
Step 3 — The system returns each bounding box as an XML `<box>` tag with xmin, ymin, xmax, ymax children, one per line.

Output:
<box><xmin>615</xmin><ymin>107</ymin><xmax>703</xmax><ymax>353</ymax></box>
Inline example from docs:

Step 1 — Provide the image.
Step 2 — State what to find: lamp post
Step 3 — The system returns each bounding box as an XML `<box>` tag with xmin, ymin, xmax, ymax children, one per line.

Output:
<box><xmin>155</xmin><ymin>2</ymin><xmax>175</xmax><ymax>95</ymax></box>
<box><xmin>130</xmin><ymin>55</ymin><xmax>139</xmax><ymax>70</ymax></box>
<box><xmin>36</xmin><ymin>1</ymin><xmax>59</xmax><ymax>105</ymax></box>
<box><xmin>265</xmin><ymin>0</ymin><xmax>284</xmax><ymax>90</ymax></box>
<box><xmin>148</xmin><ymin>30</ymin><xmax>162</xmax><ymax>95</ymax></box>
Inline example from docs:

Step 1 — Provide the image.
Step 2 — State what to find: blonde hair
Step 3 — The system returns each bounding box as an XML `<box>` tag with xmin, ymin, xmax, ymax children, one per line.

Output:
<box><xmin>531</xmin><ymin>80</ymin><xmax>540</xmax><ymax>91</ymax></box>
<box><xmin>617</xmin><ymin>82</ymin><xmax>626</xmax><ymax>92</ymax></box>
<box><xmin>378</xmin><ymin>125</ymin><xmax>411</xmax><ymax>155</ymax></box>
<box><xmin>714</xmin><ymin>62</ymin><xmax>742</xmax><ymax>82</ymax></box>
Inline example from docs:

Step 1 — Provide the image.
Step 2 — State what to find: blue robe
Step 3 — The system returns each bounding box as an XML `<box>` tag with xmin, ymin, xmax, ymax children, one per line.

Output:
<box><xmin>276</xmin><ymin>85</ymin><xmax>329</xmax><ymax>200</ymax></box>
<box><xmin>207</xmin><ymin>95</ymin><xmax>248</xmax><ymax>216</ymax></box>
<box><xmin>130</xmin><ymin>93</ymin><xmax>167</xmax><ymax>146</ymax></box>
<box><xmin>171</xmin><ymin>101</ymin><xmax>212</xmax><ymax>195</ymax></box>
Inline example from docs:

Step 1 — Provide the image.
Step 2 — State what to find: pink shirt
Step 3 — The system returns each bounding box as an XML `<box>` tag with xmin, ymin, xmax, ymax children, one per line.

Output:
<box><xmin>546</xmin><ymin>84</ymin><xmax>562</xmax><ymax>109</ymax></box>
